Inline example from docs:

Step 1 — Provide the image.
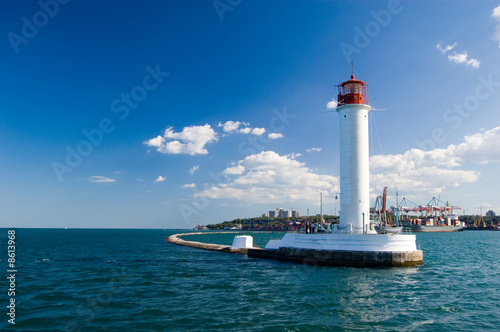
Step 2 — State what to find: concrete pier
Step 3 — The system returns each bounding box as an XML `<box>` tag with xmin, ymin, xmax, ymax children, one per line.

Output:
<box><xmin>166</xmin><ymin>232</ymin><xmax>423</xmax><ymax>267</ymax></box>
<box><xmin>166</xmin><ymin>232</ymin><xmax>250</xmax><ymax>255</ymax></box>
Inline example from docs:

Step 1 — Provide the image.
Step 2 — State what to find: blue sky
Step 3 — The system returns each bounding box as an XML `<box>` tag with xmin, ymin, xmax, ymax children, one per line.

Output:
<box><xmin>2</xmin><ymin>0</ymin><xmax>500</xmax><ymax>229</ymax></box>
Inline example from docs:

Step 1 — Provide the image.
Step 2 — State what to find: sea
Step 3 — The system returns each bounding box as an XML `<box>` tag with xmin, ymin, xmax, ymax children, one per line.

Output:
<box><xmin>1</xmin><ymin>228</ymin><xmax>499</xmax><ymax>331</ymax></box>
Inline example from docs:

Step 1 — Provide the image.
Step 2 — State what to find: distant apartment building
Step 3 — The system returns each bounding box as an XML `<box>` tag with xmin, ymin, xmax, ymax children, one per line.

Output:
<box><xmin>268</xmin><ymin>208</ymin><xmax>299</xmax><ymax>218</ymax></box>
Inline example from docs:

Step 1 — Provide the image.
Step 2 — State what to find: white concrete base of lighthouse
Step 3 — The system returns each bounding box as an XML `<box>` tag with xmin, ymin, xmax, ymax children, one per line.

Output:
<box><xmin>254</xmin><ymin>233</ymin><xmax>423</xmax><ymax>267</ymax></box>
<box><xmin>265</xmin><ymin>233</ymin><xmax>418</xmax><ymax>252</ymax></box>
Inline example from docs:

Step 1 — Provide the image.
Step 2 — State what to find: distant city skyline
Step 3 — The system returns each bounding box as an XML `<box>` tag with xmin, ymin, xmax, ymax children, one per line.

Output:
<box><xmin>2</xmin><ymin>1</ymin><xmax>500</xmax><ymax>228</ymax></box>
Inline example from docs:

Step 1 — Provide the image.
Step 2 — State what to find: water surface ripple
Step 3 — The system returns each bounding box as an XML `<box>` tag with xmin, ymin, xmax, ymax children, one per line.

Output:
<box><xmin>1</xmin><ymin>229</ymin><xmax>499</xmax><ymax>331</ymax></box>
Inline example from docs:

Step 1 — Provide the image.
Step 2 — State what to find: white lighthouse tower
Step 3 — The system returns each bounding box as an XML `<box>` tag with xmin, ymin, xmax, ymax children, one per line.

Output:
<box><xmin>336</xmin><ymin>75</ymin><xmax>371</xmax><ymax>233</ymax></box>
<box><xmin>259</xmin><ymin>71</ymin><xmax>423</xmax><ymax>267</ymax></box>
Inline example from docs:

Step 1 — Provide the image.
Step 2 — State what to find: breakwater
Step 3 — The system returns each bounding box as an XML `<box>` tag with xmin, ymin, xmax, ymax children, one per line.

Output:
<box><xmin>166</xmin><ymin>232</ymin><xmax>423</xmax><ymax>267</ymax></box>
<box><xmin>166</xmin><ymin>232</ymin><xmax>249</xmax><ymax>254</ymax></box>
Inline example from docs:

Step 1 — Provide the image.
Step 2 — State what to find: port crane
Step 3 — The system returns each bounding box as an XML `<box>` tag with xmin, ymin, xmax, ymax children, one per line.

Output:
<box><xmin>392</xmin><ymin>196</ymin><xmax>461</xmax><ymax>219</ymax></box>
<box><xmin>472</xmin><ymin>214</ymin><xmax>486</xmax><ymax>228</ymax></box>
<box><xmin>372</xmin><ymin>187</ymin><xmax>391</xmax><ymax>225</ymax></box>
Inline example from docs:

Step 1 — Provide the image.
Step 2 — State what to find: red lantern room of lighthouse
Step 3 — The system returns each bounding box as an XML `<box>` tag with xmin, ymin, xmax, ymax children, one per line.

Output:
<box><xmin>337</xmin><ymin>75</ymin><xmax>369</xmax><ymax>106</ymax></box>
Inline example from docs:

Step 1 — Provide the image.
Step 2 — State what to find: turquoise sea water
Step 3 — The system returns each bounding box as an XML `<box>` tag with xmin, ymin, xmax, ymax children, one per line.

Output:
<box><xmin>1</xmin><ymin>229</ymin><xmax>499</xmax><ymax>331</ymax></box>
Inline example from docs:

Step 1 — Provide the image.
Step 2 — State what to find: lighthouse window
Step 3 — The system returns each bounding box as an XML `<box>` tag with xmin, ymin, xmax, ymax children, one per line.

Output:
<box><xmin>343</xmin><ymin>83</ymin><xmax>363</xmax><ymax>94</ymax></box>
<box><xmin>344</xmin><ymin>84</ymin><xmax>354</xmax><ymax>94</ymax></box>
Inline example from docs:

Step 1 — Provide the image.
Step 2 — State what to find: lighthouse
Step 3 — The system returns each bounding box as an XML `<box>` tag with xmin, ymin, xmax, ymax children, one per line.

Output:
<box><xmin>256</xmin><ymin>71</ymin><xmax>423</xmax><ymax>267</ymax></box>
<box><xmin>336</xmin><ymin>75</ymin><xmax>371</xmax><ymax>234</ymax></box>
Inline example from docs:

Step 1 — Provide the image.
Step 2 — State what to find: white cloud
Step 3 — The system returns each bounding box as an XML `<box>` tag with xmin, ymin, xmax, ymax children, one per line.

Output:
<box><xmin>154</xmin><ymin>176</ymin><xmax>166</xmax><ymax>183</ymax></box>
<box><xmin>370</xmin><ymin>126</ymin><xmax>500</xmax><ymax>197</ymax></box>
<box><xmin>447</xmin><ymin>51</ymin><xmax>480</xmax><ymax>68</ymax></box>
<box><xmin>223</xmin><ymin>165</ymin><xmax>245</xmax><ymax>175</ymax></box>
<box><xmin>144</xmin><ymin>124</ymin><xmax>218</xmax><ymax>155</ymax></box>
<box><xmin>437</xmin><ymin>42</ymin><xmax>480</xmax><ymax>68</ymax></box>
<box><xmin>306</xmin><ymin>147</ymin><xmax>322</xmax><ymax>153</ymax></box>
<box><xmin>493</xmin><ymin>5</ymin><xmax>500</xmax><ymax>47</ymax></box>
<box><xmin>251</xmin><ymin>128</ymin><xmax>266</xmax><ymax>135</ymax></box>
<box><xmin>268</xmin><ymin>133</ymin><xmax>283</xmax><ymax>139</ymax></box>
<box><xmin>286</xmin><ymin>152</ymin><xmax>301</xmax><ymax>159</ymax></box>
<box><xmin>239</xmin><ymin>127</ymin><xmax>251</xmax><ymax>134</ymax></box>
<box><xmin>88</xmin><ymin>176</ymin><xmax>116</xmax><ymax>183</ymax></box>
<box><xmin>181</xmin><ymin>183</ymin><xmax>196</xmax><ymax>189</ymax></box>
<box><xmin>216</xmin><ymin>120</ymin><xmax>270</xmax><ymax>137</ymax></box>
<box><xmin>493</xmin><ymin>6</ymin><xmax>500</xmax><ymax>19</ymax></box>
<box><xmin>452</xmin><ymin>126</ymin><xmax>500</xmax><ymax>164</ymax></box>
<box><xmin>218</xmin><ymin>120</ymin><xmax>249</xmax><ymax>133</ymax></box>
<box><xmin>193</xmin><ymin>127</ymin><xmax>500</xmax><ymax>206</ymax></box>
<box><xmin>326</xmin><ymin>100</ymin><xmax>338</xmax><ymax>109</ymax></box>
<box><xmin>196</xmin><ymin>151</ymin><xmax>339</xmax><ymax>204</ymax></box>
<box><xmin>370</xmin><ymin>161</ymin><xmax>477</xmax><ymax>197</ymax></box>
<box><xmin>436</xmin><ymin>42</ymin><xmax>457</xmax><ymax>54</ymax></box>
<box><xmin>465</xmin><ymin>58</ymin><xmax>480</xmax><ymax>68</ymax></box>
<box><xmin>447</xmin><ymin>51</ymin><xmax>468</xmax><ymax>64</ymax></box>
<box><xmin>188</xmin><ymin>165</ymin><xmax>200</xmax><ymax>174</ymax></box>
<box><xmin>144</xmin><ymin>135</ymin><xmax>165</xmax><ymax>148</ymax></box>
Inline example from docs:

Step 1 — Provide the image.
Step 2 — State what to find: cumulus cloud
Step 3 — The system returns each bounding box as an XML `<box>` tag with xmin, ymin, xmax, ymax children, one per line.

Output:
<box><xmin>188</xmin><ymin>165</ymin><xmax>200</xmax><ymax>174</ymax></box>
<box><xmin>181</xmin><ymin>183</ymin><xmax>196</xmax><ymax>189</ymax></box>
<box><xmin>447</xmin><ymin>51</ymin><xmax>480</xmax><ymax>68</ymax></box>
<box><xmin>144</xmin><ymin>124</ymin><xmax>218</xmax><ymax>155</ymax></box>
<box><xmin>251</xmin><ymin>128</ymin><xmax>266</xmax><ymax>135</ymax></box>
<box><xmin>465</xmin><ymin>58</ymin><xmax>480</xmax><ymax>68</ymax></box>
<box><xmin>217</xmin><ymin>120</ymin><xmax>270</xmax><ymax>137</ymax></box>
<box><xmin>239</xmin><ymin>127</ymin><xmax>251</xmax><ymax>134</ymax></box>
<box><xmin>447</xmin><ymin>52</ymin><xmax>468</xmax><ymax>64</ymax></box>
<box><xmin>218</xmin><ymin>120</ymin><xmax>266</xmax><ymax>135</ymax></box>
<box><xmin>218</xmin><ymin>120</ymin><xmax>249</xmax><ymax>133</ymax></box>
<box><xmin>195</xmin><ymin>126</ymin><xmax>499</xmax><ymax>205</ymax></box>
<box><xmin>154</xmin><ymin>176</ymin><xmax>166</xmax><ymax>183</ymax></box>
<box><xmin>146</xmin><ymin>121</ymin><xmax>276</xmax><ymax>157</ymax></box>
<box><xmin>268</xmin><ymin>133</ymin><xmax>283</xmax><ymax>139</ymax></box>
<box><xmin>306</xmin><ymin>147</ymin><xmax>322</xmax><ymax>153</ymax></box>
<box><xmin>370</xmin><ymin>126</ymin><xmax>500</xmax><ymax>197</ymax></box>
<box><xmin>144</xmin><ymin>135</ymin><xmax>164</xmax><ymax>148</ymax></box>
<box><xmin>452</xmin><ymin>126</ymin><xmax>500</xmax><ymax>164</ymax></box>
<box><xmin>88</xmin><ymin>176</ymin><xmax>116</xmax><ymax>183</ymax></box>
<box><xmin>223</xmin><ymin>165</ymin><xmax>245</xmax><ymax>175</ymax></box>
<box><xmin>370</xmin><ymin>153</ymin><xmax>477</xmax><ymax>197</ymax></box>
<box><xmin>437</xmin><ymin>42</ymin><xmax>480</xmax><ymax>68</ymax></box>
<box><xmin>493</xmin><ymin>5</ymin><xmax>500</xmax><ymax>47</ymax></box>
<box><xmin>196</xmin><ymin>151</ymin><xmax>339</xmax><ymax>204</ymax></box>
<box><xmin>326</xmin><ymin>100</ymin><xmax>338</xmax><ymax>109</ymax></box>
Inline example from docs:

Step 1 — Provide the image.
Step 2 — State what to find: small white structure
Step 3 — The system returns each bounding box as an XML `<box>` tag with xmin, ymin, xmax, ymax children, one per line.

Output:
<box><xmin>230</xmin><ymin>235</ymin><xmax>254</xmax><ymax>249</ymax></box>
